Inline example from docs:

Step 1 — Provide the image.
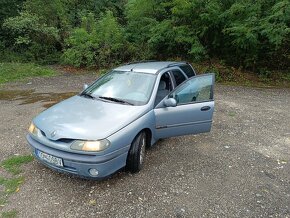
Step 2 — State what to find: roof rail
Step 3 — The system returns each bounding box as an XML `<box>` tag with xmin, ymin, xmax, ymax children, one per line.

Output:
<box><xmin>125</xmin><ymin>60</ymin><xmax>158</xmax><ymax>65</ymax></box>
<box><xmin>167</xmin><ymin>62</ymin><xmax>188</xmax><ymax>68</ymax></box>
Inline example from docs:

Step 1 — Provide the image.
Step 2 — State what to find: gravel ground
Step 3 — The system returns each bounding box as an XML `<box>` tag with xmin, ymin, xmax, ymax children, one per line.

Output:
<box><xmin>0</xmin><ymin>72</ymin><xmax>290</xmax><ymax>217</ymax></box>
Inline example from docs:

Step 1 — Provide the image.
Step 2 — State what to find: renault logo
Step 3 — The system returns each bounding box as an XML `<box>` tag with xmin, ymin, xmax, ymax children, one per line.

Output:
<box><xmin>51</xmin><ymin>130</ymin><xmax>57</xmax><ymax>138</ymax></box>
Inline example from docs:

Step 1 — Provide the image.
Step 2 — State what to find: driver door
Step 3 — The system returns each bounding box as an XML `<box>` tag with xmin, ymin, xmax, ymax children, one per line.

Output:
<box><xmin>154</xmin><ymin>74</ymin><xmax>215</xmax><ymax>139</ymax></box>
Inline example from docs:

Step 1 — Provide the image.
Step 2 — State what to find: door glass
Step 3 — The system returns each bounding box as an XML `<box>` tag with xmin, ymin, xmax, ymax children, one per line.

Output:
<box><xmin>172</xmin><ymin>70</ymin><xmax>186</xmax><ymax>86</ymax></box>
<box><xmin>169</xmin><ymin>74</ymin><xmax>214</xmax><ymax>105</ymax></box>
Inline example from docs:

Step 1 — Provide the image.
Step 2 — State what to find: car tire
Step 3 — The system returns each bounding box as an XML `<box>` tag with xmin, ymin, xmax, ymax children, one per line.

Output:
<box><xmin>126</xmin><ymin>131</ymin><xmax>146</xmax><ymax>173</ymax></box>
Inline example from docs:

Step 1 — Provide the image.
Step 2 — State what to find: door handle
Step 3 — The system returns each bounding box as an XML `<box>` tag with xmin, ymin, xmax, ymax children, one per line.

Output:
<box><xmin>201</xmin><ymin>106</ymin><xmax>211</xmax><ymax>111</ymax></box>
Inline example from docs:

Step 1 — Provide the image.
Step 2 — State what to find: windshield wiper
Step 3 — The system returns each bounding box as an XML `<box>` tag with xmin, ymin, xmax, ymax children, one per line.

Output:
<box><xmin>79</xmin><ymin>92</ymin><xmax>96</xmax><ymax>99</ymax></box>
<box><xmin>99</xmin><ymin>96</ymin><xmax>134</xmax><ymax>105</ymax></box>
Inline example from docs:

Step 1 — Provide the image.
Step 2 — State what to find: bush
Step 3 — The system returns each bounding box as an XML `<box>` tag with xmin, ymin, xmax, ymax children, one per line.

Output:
<box><xmin>62</xmin><ymin>11</ymin><xmax>127</xmax><ymax>68</ymax></box>
<box><xmin>1</xmin><ymin>0</ymin><xmax>289</xmax><ymax>72</ymax></box>
<box><xmin>62</xmin><ymin>27</ymin><xmax>96</xmax><ymax>67</ymax></box>
<box><xmin>2</xmin><ymin>11</ymin><xmax>60</xmax><ymax>63</ymax></box>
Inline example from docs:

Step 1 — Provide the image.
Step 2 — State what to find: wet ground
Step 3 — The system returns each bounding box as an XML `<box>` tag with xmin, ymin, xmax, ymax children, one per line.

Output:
<box><xmin>0</xmin><ymin>73</ymin><xmax>290</xmax><ymax>217</ymax></box>
<box><xmin>0</xmin><ymin>90</ymin><xmax>77</xmax><ymax>108</ymax></box>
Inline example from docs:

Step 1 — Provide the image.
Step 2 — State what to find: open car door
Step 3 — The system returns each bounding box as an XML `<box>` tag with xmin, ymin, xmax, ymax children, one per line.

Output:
<box><xmin>154</xmin><ymin>73</ymin><xmax>215</xmax><ymax>139</ymax></box>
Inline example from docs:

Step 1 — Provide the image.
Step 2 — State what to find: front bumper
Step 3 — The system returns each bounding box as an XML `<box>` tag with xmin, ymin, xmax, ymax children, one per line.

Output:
<box><xmin>26</xmin><ymin>134</ymin><xmax>129</xmax><ymax>179</ymax></box>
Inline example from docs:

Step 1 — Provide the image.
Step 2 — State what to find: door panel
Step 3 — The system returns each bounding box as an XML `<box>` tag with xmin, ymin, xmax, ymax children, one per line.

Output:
<box><xmin>154</xmin><ymin>73</ymin><xmax>215</xmax><ymax>139</ymax></box>
<box><xmin>155</xmin><ymin>101</ymin><xmax>214</xmax><ymax>138</ymax></box>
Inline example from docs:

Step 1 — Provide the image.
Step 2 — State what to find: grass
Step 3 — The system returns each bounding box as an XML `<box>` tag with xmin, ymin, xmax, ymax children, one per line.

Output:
<box><xmin>1</xmin><ymin>210</ymin><xmax>18</xmax><ymax>218</ymax></box>
<box><xmin>0</xmin><ymin>197</ymin><xmax>7</xmax><ymax>206</ymax></box>
<box><xmin>228</xmin><ymin>112</ymin><xmax>236</xmax><ymax>117</ymax></box>
<box><xmin>0</xmin><ymin>177</ymin><xmax>24</xmax><ymax>194</ymax></box>
<box><xmin>1</xmin><ymin>155</ymin><xmax>34</xmax><ymax>175</ymax></box>
<box><xmin>0</xmin><ymin>155</ymin><xmax>34</xmax><ymax>211</ymax></box>
<box><xmin>0</xmin><ymin>62</ymin><xmax>57</xmax><ymax>84</ymax></box>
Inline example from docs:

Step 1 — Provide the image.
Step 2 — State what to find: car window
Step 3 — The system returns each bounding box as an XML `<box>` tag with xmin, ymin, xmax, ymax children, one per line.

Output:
<box><xmin>84</xmin><ymin>71</ymin><xmax>156</xmax><ymax>106</ymax></box>
<box><xmin>169</xmin><ymin>74</ymin><xmax>214</xmax><ymax>105</ymax></box>
<box><xmin>179</xmin><ymin>65</ymin><xmax>195</xmax><ymax>78</ymax></box>
<box><xmin>155</xmin><ymin>72</ymin><xmax>173</xmax><ymax>106</ymax></box>
<box><xmin>172</xmin><ymin>70</ymin><xmax>186</xmax><ymax>86</ymax></box>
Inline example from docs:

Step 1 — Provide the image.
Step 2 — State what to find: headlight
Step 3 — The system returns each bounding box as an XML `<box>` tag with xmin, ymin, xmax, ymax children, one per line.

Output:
<box><xmin>70</xmin><ymin>139</ymin><xmax>110</xmax><ymax>152</ymax></box>
<box><xmin>28</xmin><ymin>122</ymin><xmax>41</xmax><ymax>136</ymax></box>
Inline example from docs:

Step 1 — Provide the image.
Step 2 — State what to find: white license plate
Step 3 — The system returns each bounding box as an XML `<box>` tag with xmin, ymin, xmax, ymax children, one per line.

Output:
<box><xmin>37</xmin><ymin>150</ymin><xmax>63</xmax><ymax>167</ymax></box>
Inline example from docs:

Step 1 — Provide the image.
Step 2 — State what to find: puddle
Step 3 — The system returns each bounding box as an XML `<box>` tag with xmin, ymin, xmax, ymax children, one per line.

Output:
<box><xmin>0</xmin><ymin>90</ymin><xmax>78</xmax><ymax>108</ymax></box>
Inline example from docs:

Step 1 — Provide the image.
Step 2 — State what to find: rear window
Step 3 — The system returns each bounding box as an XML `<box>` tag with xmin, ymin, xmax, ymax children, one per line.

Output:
<box><xmin>179</xmin><ymin>65</ymin><xmax>195</xmax><ymax>78</ymax></box>
<box><xmin>172</xmin><ymin>70</ymin><xmax>186</xmax><ymax>86</ymax></box>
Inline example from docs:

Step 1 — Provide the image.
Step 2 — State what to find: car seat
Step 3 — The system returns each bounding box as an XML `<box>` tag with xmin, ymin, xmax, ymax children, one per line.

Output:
<box><xmin>155</xmin><ymin>80</ymin><xmax>169</xmax><ymax>105</ymax></box>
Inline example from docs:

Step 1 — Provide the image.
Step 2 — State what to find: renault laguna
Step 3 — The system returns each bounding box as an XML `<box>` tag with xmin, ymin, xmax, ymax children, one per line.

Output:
<box><xmin>27</xmin><ymin>61</ymin><xmax>215</xmax><ymax>179</ymax></box>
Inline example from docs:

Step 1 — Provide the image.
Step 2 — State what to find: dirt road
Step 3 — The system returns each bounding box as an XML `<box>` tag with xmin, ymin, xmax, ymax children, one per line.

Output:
<box><xmin>1</xmin><ymin>73</ymin><xmax>290</xmax><ymax>217</ymax></box>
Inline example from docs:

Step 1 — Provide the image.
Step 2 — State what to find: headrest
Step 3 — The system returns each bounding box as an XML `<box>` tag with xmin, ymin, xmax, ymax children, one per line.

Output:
<box><xmin>158</xmin><ymin>81</ymin><xmax>166</xmax><ymax>90</ymax></box>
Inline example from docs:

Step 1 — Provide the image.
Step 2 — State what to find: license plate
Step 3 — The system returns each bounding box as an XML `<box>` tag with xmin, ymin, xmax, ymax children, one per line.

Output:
<box><xmin>37</xmin><ymin>150</ymin><xmax>63</xmax><ymax>167</ymax></box>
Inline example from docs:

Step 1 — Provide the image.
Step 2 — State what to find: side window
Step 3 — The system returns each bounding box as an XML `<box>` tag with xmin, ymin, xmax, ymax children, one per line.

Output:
<box><xmin>179</xmin><ymin>65</ymin><xmax>195</xmax><ymax>78</ymax></box>
<box><xmin>172</xmin><ymin>70</ymin><xmax>186</xmax><ymax>86</ymax></box>
<box><xmin>155</xmin><ymin>72</ymin><xmax>173</xmax><ymax>106</ymax></box>
<box><xmin>169</xmin><ymin>74</ymin><xmax>214</xmax><ymax>105</ymax></box>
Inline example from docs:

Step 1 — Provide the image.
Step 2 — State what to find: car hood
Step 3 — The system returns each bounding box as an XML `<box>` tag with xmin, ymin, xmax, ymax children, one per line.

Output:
<box><xmin>33</xmin><ymin>95</ymin><xmax>149</xmax><ymax>141</ymax></box>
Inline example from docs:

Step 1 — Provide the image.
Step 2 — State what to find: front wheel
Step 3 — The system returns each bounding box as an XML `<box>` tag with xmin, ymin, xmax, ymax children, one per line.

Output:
<box><xmin>126</xmin><ymin>131</ymin><xmax>146</xmax><ymax>173</ymax></box>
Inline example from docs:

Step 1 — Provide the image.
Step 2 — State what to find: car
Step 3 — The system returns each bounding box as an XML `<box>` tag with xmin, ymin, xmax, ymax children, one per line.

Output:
<box><xmin>26</xmin><ymin>61</ymin><xmax>215</xmax><ymax>179</ymax></box>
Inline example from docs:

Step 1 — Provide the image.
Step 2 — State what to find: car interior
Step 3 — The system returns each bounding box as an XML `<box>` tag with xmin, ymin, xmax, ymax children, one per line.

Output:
<box><xmin>155</xmin><ymin>72</ymin><xmax>173</xmax><ymax>106</ymax></box>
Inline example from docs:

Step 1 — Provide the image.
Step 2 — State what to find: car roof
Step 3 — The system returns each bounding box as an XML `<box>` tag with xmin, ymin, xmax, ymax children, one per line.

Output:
<box><xmin>114</xmin><ymin>61</ymin><xmax>187</xmax><ymax>74</ymax></box>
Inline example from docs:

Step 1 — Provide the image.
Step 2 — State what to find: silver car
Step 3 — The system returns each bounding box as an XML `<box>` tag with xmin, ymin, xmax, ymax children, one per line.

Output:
<box><xmin>27</xmin><ymin>61</ymin><xmax>215</xmax><ymax>179</ymax></box>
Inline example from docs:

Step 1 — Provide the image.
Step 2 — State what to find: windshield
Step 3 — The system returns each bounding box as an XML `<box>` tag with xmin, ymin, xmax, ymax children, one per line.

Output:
<box><xmin>83</xmin><ymin>70</ymin><xmax>156</xmax><ymax>106</ymax></box>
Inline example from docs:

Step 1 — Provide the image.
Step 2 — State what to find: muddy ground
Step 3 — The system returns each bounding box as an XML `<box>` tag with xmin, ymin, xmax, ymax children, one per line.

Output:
<box><xmin>0</xmin><ymin>72</ymin><xmax>290</xmax><ymax>217</ymax></box>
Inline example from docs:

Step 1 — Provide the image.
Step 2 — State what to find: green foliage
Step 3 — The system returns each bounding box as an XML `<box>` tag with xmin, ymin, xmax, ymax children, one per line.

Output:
<box><xmin>63</xmin><ymin>11</ymin><xmax>127</xmax><ymax>67</ymax></box>
<box><xmin>125</xmin><ymin>0</ymin><xmax>290</xmax><ymax>70</ymax></box>
<box><xmin>3</xmin><ymin>12</ymin><xmax>59</xmax><ymax>41</ymax></box>
<box><xmin>62</xmin><ymin>27</ymin><xmax>96</xmax><ymax>67</ymax></box>
<box><xmin>3</xmin><ymin>12</ymin><xmax>60</xmax><ymax>62</ymax></box>
<box><xmin>260</xmin><ymin>0</ymin><xmax>290</xmax><ymax>47</ymax></box>
<box><xmin>171</xmin><ymin>0</ymin><xmax>222</xmax><ymax>59</ymax></box>
<box><xmin>0</xmin><ymin>0</ymin><xmax>24</xmax><ymax>39</ymax></box>
<box><xmin>0</xmin><ymin>0</ymin><xmax>23</xmax><ymax>23</ymax></box>
<box><xmin>23</xmin><ymin>0</ymin><xmax>69</xmax><ymax>28</ymax></box>
<box><xmin>0</xmin><ymin>63</ymin><xmax>56</xmax><ymax>84</ymax></box>
<box><xmin>0</xmin><ymin>0</ymin><xmax>289</xmax><ymax>72</ymax></box>
<box><xmin>125</xmin><ymin>0</ymin><xmax>157</xmax><ymax>59</ymax></box>
<box><xmin>95</xmin><ymin>11</ymin><xmax>126</xmax><ymax>66</ymax></box>
<box><xmin>220</xmin><ymin>0</ymin><xmax>290</xmax><ymax>69</ymax></box>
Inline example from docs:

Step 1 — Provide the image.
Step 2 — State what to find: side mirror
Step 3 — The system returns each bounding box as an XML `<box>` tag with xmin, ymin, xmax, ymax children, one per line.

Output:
<box><xmin>83</xmin><ymin>84</ymin><xmax>88</xmax><ymax>90</ymax></box>
<box><xmin>164</xmin><ymin>98</ymin><xmax>177</xmax><ymax>107</ymax></box>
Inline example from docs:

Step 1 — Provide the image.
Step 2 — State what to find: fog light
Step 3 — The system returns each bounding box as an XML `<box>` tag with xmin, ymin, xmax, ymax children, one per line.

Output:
<box><xmin>89</xmin><ymin>168</ymin><xmax>99</xmax><ymax>176</ymax></box>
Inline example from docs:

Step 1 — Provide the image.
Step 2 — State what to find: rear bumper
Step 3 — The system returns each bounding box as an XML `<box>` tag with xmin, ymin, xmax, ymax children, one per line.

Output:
<box><xmin>26</xmin><ymin>134</ymin><xmax>129</xmax><ymax>179</ymax></box>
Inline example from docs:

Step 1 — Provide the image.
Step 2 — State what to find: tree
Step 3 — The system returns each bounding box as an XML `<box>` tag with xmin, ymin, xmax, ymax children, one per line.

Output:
<box><xmin>0</xmin><ymin>0</ymin><xmax>289</xmax><ymax>71</ymax></box>
<box><xmin>3</xmin><ymin>11</ymin><xmax>60</xmax><ymax>62</ymax></box>
<box><xmin>0</xmin><ymin>0</ymin><xmax>24</xmax><ymax>51</ymax></box>
<box><xmin>62</xmin><ymin>11</ymin><xmax>127</xmax><ymax>67</ymax></box>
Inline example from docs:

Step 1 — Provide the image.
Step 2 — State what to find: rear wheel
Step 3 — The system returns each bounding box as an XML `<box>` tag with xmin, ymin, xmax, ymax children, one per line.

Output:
<box><xmin>126</xmin><ymin>131</ymin><xmax>146</xmax><ymax>173</ymax></box>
